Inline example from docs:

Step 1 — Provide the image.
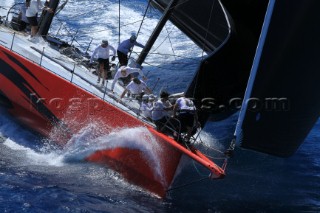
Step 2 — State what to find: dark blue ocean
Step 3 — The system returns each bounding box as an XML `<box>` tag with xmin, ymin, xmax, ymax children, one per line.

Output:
<box><xmin>1</xmin><ymin>0</ymin><xmax>319</xmax><ymax>212</ymax></box>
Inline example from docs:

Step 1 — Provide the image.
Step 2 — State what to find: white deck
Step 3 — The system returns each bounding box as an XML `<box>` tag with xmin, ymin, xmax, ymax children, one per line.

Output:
<box><xmin>0</xmin><ymin>24</ymin><xmax>154</xmax><ymax>126</ymax></box>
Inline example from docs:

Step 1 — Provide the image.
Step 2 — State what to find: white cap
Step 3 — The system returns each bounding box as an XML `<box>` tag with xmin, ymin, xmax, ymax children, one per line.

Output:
<box><xmin>148</xmin><ymin>94</ymin><xmax>155</xmax><ymax>101</ymax></box>
<box><xmin>142</xmin><ymin>94</ymin><xmax>149</xmax><ymax>101</ymax></box>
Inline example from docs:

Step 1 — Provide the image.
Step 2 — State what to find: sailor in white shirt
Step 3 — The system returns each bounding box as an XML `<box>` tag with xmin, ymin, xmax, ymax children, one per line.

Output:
<box><xmin>26</xmin><ymin>0</ymin><xmax>42</xmax><ymax>18</ymax></box>
<box><xmin>151</xmin><ymin>91</ymin><xmax>173</xmax><ymax>131</ymax></box>
<box><xmin>140</xmin><ymin>94</ymin><xmax>155</xmax><ymax>121</ymax></box>
<box><xmin>119</xmin><ymin>77</ymin><xmax>151</xmax><ymax>101</ymax></box>
<box><xmin>111</xmin><ymin>66</ymin><xmax>146</xmax><ymax>92</ymax></box>
<box><xmin>173</xmin><ymin>96</ymin><xmax>198</xmax><ymax>140</ymax></box>
<box><xmin>90</xmin><ymin>40</ymin><xmax>116</xmax><ymax>86</ymax></box>
<box><xmin>25</xmin><ymin>0</ymin><xmax>53</xmax><ymax>37</ymax></box>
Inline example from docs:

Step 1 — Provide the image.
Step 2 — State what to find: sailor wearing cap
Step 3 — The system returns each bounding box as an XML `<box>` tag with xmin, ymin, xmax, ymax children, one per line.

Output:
<box><xmin>111</xmin><ymin>66</ymin><xmax>146</xmax><ymax>92</ymax></box>
<box><xmin>119</xmin><ymin>77</ymin><xmax>151</xmax><ymax>102</ymax></box>
<box><xmin>26</xmin><ymin>0</ymin><xmax>54</xmax><ymax>37</ymax></box>
<box><xmin>151</xmin><ymin>91</ymin><xmax>174</xmax><ymax>131</ymax></box>
<box><xmin>117</xmin><ymin>34</ymin><xmax>145</xmax><ymax>66</ymax></box>
<box><xmin>173</xmin><ymin>96</ymin><xmax>198</xmax><ymax>141</ymax></box>
<box><xmin>90</xmin><ymin>40</ymin><xmax>116</xmax><ymax>87</ymax></box>
<box><xmin>140</xmin><ymin>94</ymin><xmax>156</xmax><ymax>121</ymax></box>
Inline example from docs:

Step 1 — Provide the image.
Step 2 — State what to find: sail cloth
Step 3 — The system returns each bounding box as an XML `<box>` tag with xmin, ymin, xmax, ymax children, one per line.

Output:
<box><xmin>238</xmin><ymin>0</ymin><xmax>320</xmax><ymax>157</ymax></box>
<box><xmin>150</xmin><ymin>0</ymin><xmax>229</xmax><ymax>53</ymax></box>
<box><xmin>151</xmin><ymin>0</ymin><xmax>268</xmax><ymax>124</ymax></box>
<box><xmin>181</xmin><ymin>0</ymin><xmax>268</xmax><ymax>124</ymax></box>
<box><xmin>151</xmin><ymin>0</ymin><xmax>269</xmax><ymax>123</ymax></box>
<box><xmin>152</xmin><ymin>0</ymin><xmax>320</xmax><ymax>157</ymax></box>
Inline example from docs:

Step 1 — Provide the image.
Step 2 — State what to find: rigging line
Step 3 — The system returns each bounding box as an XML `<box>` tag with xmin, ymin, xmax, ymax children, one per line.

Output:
<box><xmin>190</xmin><ymin>62</ymin><xmax>199</xmax><ymax>98</ymax></box>
<box><xmin>128</xmin><ymin>0</ymin><xmax>152</xmax><ymax>60</ymax></box>
<box><xmin>132</xmin><ymin>0</ymin><xmax>191</xmax><ymax>64</ymax></box>
<box><xmin>54</xmin><ymin>17</ymin><xmax>76</xmax><ymax>34</ymax></box>
<box><xmin>190</xmin><ymin>126</ymin><xmax>203</xmax><ymax>142</ymax></box>
<box><xmin>148</xmin><ymin>3</ymin><xmax>158</xmax><ymax>15</ymax></box>
<box><xmin>133</xmin><ymin>52</ymin><xmax>199</xmax><ymax>65</ymax></box>
<box><xmin>131</xmin><ymin>50</ymin><xmax>200</xmax><ymax>62</ymax></box>
<box><xmin>57</xmin><ymin>27</ymin><xmax>112</xmax><ymax>36</ymax></box>
<box><xmin>197</xmin><ymin>134</ymin><xmax>225</xmax><ymax>155</ymax></box>
<box><xmin>130</xmin><ymin>54</ymin><xmax>196</xmax><ymax>69</ymax></box>
<box><xmin>0</xmin><ymin>6</ymin><xmax>9</xmax><ymax>9</ymax></box>
<box><xmin>203</xmin><ymin>144</ymin><xmax>225</xmax><ymax>155</ymax></box>
<box><xmin>57</xmin><ymin>30</ymin><xmax>84</xmax><ymax>49</ymax></box>
<box><xmin>203</xmin><ymin>155</ymin><xmax>226</xmax><ymax>160</ymax></box>
<box><xmin>201</xmin><ymin>0</ymin><xmax>216</xmax><ymax>59</ymax></box>
<box><xmin>56</xmin><ymin>27</ymin><xmax>112</xmax><ymax>36</ymax></box>
<box><xmin>164</xmin><ymin>25</ymin><xmax>177</xmax><ymax>61</ymax></box>
<box><xmin>172</xmin><ymin>1</ymin><xmax>215</xmax><ymax>98</ymax></box>
<box><xmin>144</xmin><ymin>61</ymin><xmax>197</xmax><ymax>72</ymax></box>
<box><xmin>54</xmin><ymin>0</ymin><xmax>69</xmax><ymax>16</ymax></box>
<box><xmin>52</xmin><ymin>18</ymin><xmax>94</xmax><ymax>50</ymax></box>
<box><xmin>166</xmin><ymin>176</ymin><xmax>209</xmax><ymax>193</ymax></box>
<box><xmin>193</xmin><ymin>134</ymin><xmax>226</xmax><ymax>159</ymax></box>
<box><xmin>53</xmin><ymin>3</ymin><xmax>113</xmax><ymax>35</ymax></box>
<box><xmin>149</xmin><ymin>26</ymin><xmax>174</xmax><ymax>53</ymax></box>
<box><xmin>167</xmin><ymin>0</ymin><xmax>191</xmax><ymax>12</ymax></box>
<box><xmin>201</xmin><ymin>147</ymin><xmax>226</xmax><ymax>159</ymax></box>
<box><xmin>134</xmin><ymin>60</ymin><xmax>195</xmax><ymax>72</ymax></box>
<box><xmin>135</xmin><ymin>60</ymin><xmax>163</xmax><ymax>69</ymax></box>
<box><xmin>192</xmin><ymin>160</ymin><xmax>212</xmax><ymax>177</ymax></box>
<box><xmin>136</xmin><ymin>0</ymin><xmax>152</xmax><ymax>38</ymax></box>
<box><xmin>118</xmin><ymin>0</ymin><xmax>120</xmax><ymax>45</ymax></box>
<box><xmin>120</xmin><ymin>19</ymin><xmax>148</xmax><ymax>28</ymax></box>
<box><xmin>129</xmin><ymin>59</ymin><xmax>200</xmax><ymax>72</ymax></box>
<box><xmin>224</xmin><ymin>137</ymin><xmax>236</xmax><ymax>158</ymax></box>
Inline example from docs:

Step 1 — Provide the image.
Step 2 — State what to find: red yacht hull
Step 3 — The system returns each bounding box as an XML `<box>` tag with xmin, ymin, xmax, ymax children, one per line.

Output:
<box><xmin>0</xmin><ymin>45</ymin><xmax>224</xmax><ymax>197</ymax></box>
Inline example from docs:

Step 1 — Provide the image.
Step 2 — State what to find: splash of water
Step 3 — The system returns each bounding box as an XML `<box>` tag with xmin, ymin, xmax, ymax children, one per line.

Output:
<box><xmin>3</xmin><ymin>138</ymin><xmax>65</xmax><ymax>166</ymax></box>
<box><xmin>1</xmin><ymin>120</ymin><xmax>167</xmax><ymax>185</ymax></box>
<box><xmin>61</xmin><ymin>123</ymin><xmax>166</xmax><ymax>184</ymax></box>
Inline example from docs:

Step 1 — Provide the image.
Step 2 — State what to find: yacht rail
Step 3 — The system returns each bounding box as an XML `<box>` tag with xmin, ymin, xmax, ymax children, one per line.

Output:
<box><xmin>0</xmin><ymin>27</ymin><xmax>154</xmax><ymax>126</ymax></box>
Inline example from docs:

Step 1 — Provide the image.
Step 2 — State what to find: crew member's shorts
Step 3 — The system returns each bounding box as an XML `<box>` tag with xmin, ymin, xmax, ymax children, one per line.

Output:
<box><xmin>98</xmin><ymin>58</ymin><xmax>110</xmax><ymax>71</ymax></box>
<box><xmin>26</xmin><ymin>16</ymin><xmax>38</xmax><ymax>26</ymax></box>
<box><xmin>177</xmin><ymin>111</ymin><xmax>195</xmax><ymax>132</ymax></box>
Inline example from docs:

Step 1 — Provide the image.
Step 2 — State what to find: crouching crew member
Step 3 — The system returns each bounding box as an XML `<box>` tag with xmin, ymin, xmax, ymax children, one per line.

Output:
<box><xmin>119</xmin><ymin>77</ymin><xmax>151</xmax><ymax>102</ymax></box>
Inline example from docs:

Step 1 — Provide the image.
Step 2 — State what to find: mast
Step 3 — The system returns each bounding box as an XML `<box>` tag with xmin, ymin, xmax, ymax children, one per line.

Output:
<box><xmin>136</xmin><ymin>0</ymin><xmax>180</xmax><ymax>65</ymax></box>
<box><xmin>38</xmin><ymin>0</ymin><xmax>60</xmax><ymax>38</ymax></box>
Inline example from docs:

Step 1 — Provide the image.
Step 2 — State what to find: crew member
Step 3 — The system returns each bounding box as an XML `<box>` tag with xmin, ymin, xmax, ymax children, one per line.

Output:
<box><xmin>18</xmin><ymin>2</ymin><xmax>29</xmax><ymax>30</ymax></box>
<box><xmin>117</xmin><ymin>34</ymin><xmax>145</xmax><ymax>66</ymax></box>
<box><xmin>26</xmin><ymin>0</ymin><xmax>53</xmax><ymax>37</ymax></box>
<box><xmin>152</xmin><ymin>91</ymin><xmax>173</xmax><ymax>131</ymax></box>
<box><xmin>119</xmin><ymin>77</ymin><xmax>151</xmax><ymax>102</ymax></box>
<box><xmin>90</xmin><ymin>40</ymin><xmax>116</xmax><ymax>87</ymax></box>
<box><xmin>111</xmin><ymin>66</ymin><xmax>146</xmax><ymax>92</ymax></box>
<box><xmin>140</xmin><ymin>94</ymin><xmax>155</xmax><ymax>121</ymax></box>
<box><xmin>173</xmin><ymin>96</ymin><xmax>198</xmax><ymax>141</ymax></box>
